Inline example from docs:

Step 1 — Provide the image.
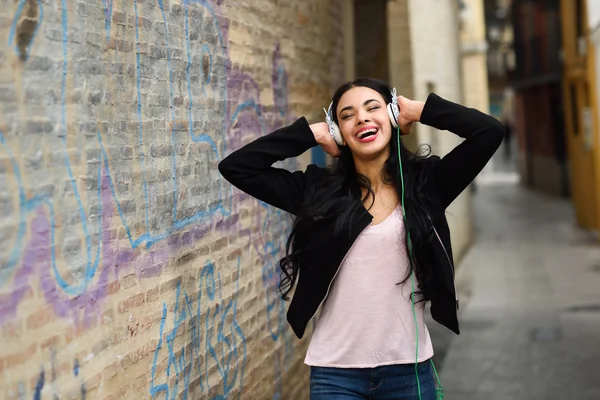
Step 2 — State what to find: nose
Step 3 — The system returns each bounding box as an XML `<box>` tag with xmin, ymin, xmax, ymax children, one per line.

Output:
<box><xmin>356</xmin><ymin>109</ymin><xmax>370</xmax><ymax>125</ymax></box>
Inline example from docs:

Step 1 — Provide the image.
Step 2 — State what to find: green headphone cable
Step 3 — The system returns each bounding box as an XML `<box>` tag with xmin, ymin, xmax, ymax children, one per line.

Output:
<box><xmin>397</xmin><ymin>125</ymin><xmax>444</xmax><ymax>400</ymax></box>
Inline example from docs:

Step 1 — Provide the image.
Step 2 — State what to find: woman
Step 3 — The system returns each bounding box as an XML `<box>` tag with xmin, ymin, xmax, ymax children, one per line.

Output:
<box><xmin>219</xmin><ymin>77</ymin><xmax>504</xmax><ymax>400</ymax></box>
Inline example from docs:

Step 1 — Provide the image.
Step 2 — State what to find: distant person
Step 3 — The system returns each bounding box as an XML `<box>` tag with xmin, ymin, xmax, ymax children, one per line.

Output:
<box><xmin>219</xmin><ymin>77</ymin><xmax>504</xmax><ymax>400</ymax></box>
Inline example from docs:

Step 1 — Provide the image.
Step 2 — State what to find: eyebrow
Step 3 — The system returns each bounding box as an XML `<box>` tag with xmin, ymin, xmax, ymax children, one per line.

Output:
<box><xmin>339</xmin><ymin>99</ymin><xmax>381</xmax><ymax>115</ymax></box>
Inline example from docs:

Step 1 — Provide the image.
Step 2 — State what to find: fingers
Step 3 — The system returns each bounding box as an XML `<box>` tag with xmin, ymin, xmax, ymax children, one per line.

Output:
<box><xmin>328</xmin><ymin>146</ymin><xmax>341</xmax><ymax>158</ymax></box>
<box><xmin>326</xmin><ymin>143</ymin><xmax>341</xmax><ymax>158</ymax></box>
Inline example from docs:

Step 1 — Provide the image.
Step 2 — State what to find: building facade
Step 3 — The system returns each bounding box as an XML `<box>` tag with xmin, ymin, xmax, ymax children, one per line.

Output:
<box><xmin>485</xmin><ymin>0</ymin><xmax>515</xmax><ymax>119</ymax></box>
<box><xmin>589</xmin><ymin>0</ymin><xmax>600</xmax><ymax>233</ymax></box>
<box><xmin>412</xmin><ymin>0</ymin><xmax>476</xmax><ymax>260</ymax></box>
<box><xmin>460</xmin><ymin>0</ymin><xmax>492</xmax><ymax>118</ymax></box>
<box><xmin>0</xmin><ymin>0</ymin><xmax>483</xmax><ymax>398</ymax></box>
<box><xmin>0</xmin><ymin>1</ymin><xmax>345</xmax><ymax>398</ymax></box>
<box><xmin>509</xmin><ymin>0</ymin><xmax>600</xmax><ymax>234</ymax></box>
<box><xmin>510</xmin><ymin>0</ymin><xmax>568</xmax><ymax>197</ymax></box>
<box><xmin>560</xmin><ymin>0</ymin><xmax>600</xmax><ymax>232</ymax></box>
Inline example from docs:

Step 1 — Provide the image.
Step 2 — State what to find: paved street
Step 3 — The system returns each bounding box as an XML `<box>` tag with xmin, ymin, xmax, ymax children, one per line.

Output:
<box><xmin>430</xmin><ymin>178</ymin><xmax>600</xmax><ymax>400</ymax></box>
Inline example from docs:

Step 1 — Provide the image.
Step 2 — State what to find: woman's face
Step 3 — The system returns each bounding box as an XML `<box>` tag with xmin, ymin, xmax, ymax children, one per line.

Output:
<box><xmin>336</xmin><ymin>86</ymin><xmax>392</xmax><ymax>159</ymax></box>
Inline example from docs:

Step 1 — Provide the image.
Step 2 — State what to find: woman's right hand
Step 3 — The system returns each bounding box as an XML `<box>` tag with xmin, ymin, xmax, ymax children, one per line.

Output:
<box><xmin>310</xmin><ymin>122</ymin><xmax>341</xmax><ymax>157</ymax></box>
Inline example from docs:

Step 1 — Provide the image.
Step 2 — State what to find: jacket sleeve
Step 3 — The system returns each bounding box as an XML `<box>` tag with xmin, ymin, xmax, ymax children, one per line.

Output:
<box><xmin>218</xmin><ymin>117</ymin><xmax>320</xmax><ymax>215</ymax></box>
<box><xmin>419</xmin><ymin>93</ymin><xmax>505</xmax><ymax>209</ymax></box>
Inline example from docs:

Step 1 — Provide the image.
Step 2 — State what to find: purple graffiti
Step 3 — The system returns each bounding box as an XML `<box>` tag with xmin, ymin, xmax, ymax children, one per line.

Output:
<box><xmin>0</xmin><ymin>166</ymin><xmax>217</xmax><ymax>328</ymax></box>
<box><xmin>2</xmin><ymin>4</ymin><xmax>301</xmax><ymax>397</ymax></box>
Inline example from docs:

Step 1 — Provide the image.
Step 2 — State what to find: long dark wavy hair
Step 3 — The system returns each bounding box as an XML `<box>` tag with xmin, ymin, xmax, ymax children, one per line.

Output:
<box><xmin>278</xmin><ymin>77</ymin><xmax>434</xmax><ymax>301</ymax></box>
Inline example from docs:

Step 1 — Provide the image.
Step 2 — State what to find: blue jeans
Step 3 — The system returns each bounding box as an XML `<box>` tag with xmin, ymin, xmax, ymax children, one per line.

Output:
<box><xmin>310</xmin><ymin>361</ymin><xmax>437</xmax><ymax>400</ymax></box>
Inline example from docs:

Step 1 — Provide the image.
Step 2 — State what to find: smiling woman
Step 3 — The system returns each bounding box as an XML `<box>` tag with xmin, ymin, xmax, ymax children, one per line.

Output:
<box><xmin>341</xmin><ymin>98</ymin><xmax>385</xmax><ymax>141</ymax></box>
<box><xmin>219</xmin><ymin>77</ymin><xmax>505</xmax><ymax>400</ymax></box>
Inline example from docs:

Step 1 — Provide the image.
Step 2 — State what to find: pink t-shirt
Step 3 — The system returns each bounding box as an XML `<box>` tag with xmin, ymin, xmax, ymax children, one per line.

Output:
<box><xmin>304</xmin><ymin>205</ymin><xmax>434</xmax><ymax>368</ymax></box>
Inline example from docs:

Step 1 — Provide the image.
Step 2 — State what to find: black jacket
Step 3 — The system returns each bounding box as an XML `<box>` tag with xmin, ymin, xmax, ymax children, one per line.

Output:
<box><xmin>218</xmin><ymin>93</ymin><xmax>505</xmax><ymax>339</ymax></box>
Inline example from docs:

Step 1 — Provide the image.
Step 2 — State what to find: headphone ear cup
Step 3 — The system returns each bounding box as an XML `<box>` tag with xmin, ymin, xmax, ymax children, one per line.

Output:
<box><xmin>324</xmin><ymin>103</ymin><xmax>345</xmax><ymax>146</ymax></box>
<box><xmin>330</xmin><ymin>122</ymin><xmax>345</xmax><ymax>146</ymax></box>
<box><xmin>387</xmin><ymin>103</ymin><xmax>399</xmax><ymax>129</ymax></box>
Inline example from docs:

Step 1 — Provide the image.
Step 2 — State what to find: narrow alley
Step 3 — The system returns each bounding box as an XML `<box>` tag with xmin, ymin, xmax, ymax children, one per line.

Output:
<box><xmin>435</xmin><ymin>174</ymin><xmax>600</xmax><ymax>399</ymax></box>
<box><xmin>4</xmin><ymin>0</ymin><xmax>600</xmax><ymax>398</ymax></box>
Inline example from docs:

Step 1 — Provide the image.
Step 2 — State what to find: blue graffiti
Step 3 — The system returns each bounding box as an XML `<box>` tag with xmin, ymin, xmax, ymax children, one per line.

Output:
<box><xmin>255</xmin><ymin>202</ymin><xmax>294</xmax><ymax>399</ymax></box>
<box><xmin>103</xmin><ymin>0</ymin><xmax>113</xmax><ymax>40</ymax></box>
<box><xmin>1</xmin><ymin>0</ymin><xmax>276</xmax><ymax>293</ymax></box>
<box><xmin>132</xmin><ymin>0</ymin><xmax>151</xmax><ymax>238</ymax></box>
<box><xmin>3</xmin><ymin>1</ymin><xmax>299</xmax><ymax>395</ymax></box>
<box><xmin>29</xmin><ymin>358</ymin><xmax>86</xmax><ymax>400</ymax></box>
<box><xmin>0</xmin><ymin>126</ymin><xmax>103</xmax><ymax>295</ymax></box>
<box><xmin>107</xmin><ymin>0</ymin><xmax>231</xmax><ymax>249</ymax></box>
<box><xmin>150</xmin><ymin>258</ymin><xmax>247</xmax><ymax>399</ymax></box>
<box><xmin>33</xmin><ymin>368</ymin><xmax>44</xmax><ymax>400</ymax></box>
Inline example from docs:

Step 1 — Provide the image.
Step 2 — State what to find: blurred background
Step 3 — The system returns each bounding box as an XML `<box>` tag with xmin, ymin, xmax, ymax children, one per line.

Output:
<box><xmin>1</xmin><ymin>0</ymin><xmax>600</xmax><ymax>399</ymax></box>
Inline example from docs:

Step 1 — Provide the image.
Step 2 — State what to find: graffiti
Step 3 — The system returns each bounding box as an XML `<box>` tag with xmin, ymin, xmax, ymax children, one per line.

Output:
<box><xmin>253</xmin><ymin>203</ymin><xmax>294</xmax><ymax>400</ymax></box>
<box><xmin>1</xmin><ymin>0</ymin><xmax>234</xmax><ymax>297</ymax></box>
<box><xmin>0</xmin><ymin>0</ymin><xmax>289</xmax><ymax>320</ymax></box>
<box><xmin>228</xmin><ymin>44</ymin><xmax>297</xmax><ymax>399</ymax></box>
<box><xmin>103</xmin><ymin>0</ymin><xmax>113</xmax><ymax>40</ymax></box>
<box><xmin>149</xmin><ymin>258</ymin><xmax>246</xmax><ymax>399</ymax></box>
<box><xmin>1</xmin><ymin>0</ymin><xmax>303</xmax><ymax>397</ymax></box>
<box><xmin>13</xmin><ymin>355</ymin><xmax>87</xmax><ymax>400</ymax></box>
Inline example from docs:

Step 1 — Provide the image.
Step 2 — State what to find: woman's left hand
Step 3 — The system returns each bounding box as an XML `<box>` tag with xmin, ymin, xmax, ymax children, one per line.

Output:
<box><xmin>397</xmin><ymin>96</ymin><xmax>425</xmax><ymax>135</ymax></box>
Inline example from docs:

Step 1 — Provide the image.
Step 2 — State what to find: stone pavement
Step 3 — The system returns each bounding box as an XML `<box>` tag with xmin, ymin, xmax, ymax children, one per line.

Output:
<box><xmin>430</xmin><ymin>181</ymin><xmax>600</xmax><ymax>400</ymax></box>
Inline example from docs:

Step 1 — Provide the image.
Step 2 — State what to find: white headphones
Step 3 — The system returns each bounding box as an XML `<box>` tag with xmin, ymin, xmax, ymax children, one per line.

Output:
<box><xmin>323</xmin><ymin>87</ymin><xmax>401</xmax><ymax>146</ymax></box>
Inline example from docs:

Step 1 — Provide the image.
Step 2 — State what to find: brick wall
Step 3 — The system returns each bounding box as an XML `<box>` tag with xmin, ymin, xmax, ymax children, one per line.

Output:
<box><xmin>0</xmin><ymin>0</ymin><xmax>345</xmax><ymax>398</ymax></box>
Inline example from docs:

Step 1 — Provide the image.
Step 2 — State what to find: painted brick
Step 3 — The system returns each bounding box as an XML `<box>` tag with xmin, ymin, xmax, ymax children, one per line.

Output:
<box><xmin>26</xmin><ymin>307</ymin><xmax>53</xmax><ymax>330</ymax></box>
<box><xmin>0</xmin><ymin>344</ymin><xmax>37</xmax><ymax>370</ymax></box>
<box><xmin>145</xmin><ymin>286</ymin><xmax>160</xmax><ymax>302</ymax></box>
<box><xmin>0</xmin><ymin>0</ymin><xmax>346</xmax><ymax>399</ymax></box>
<box><xmin>120</xmin><ymin>274</ymin><xmax>138</xmax><ymax>289</ymax></box>
<box><xmin>40</xmin><ymin>335</ymin><xmax>62</xmax><ymax>351</ymax></box>
<box><xmin>118</xmin><ymin>293</ymin><xmax>146</xmax><ymax>313</ymax></box>
<box><xmin>86</xmin><ymin>372</ymin><xmax>103</xmax><ymax>391</ymax></box>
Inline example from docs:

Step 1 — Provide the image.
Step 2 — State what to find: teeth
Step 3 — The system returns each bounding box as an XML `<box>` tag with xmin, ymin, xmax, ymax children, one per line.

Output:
<box><xmin>358</xmin><ymin>128</ymin><xmax>377</xmax><ymax>139</ymax></box>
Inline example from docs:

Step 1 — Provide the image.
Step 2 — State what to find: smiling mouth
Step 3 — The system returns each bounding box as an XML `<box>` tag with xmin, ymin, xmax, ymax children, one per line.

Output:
<box><xmin>356</xmin><ymin>128</ymin><xmax>378</xmax><ymax>142</ymax></box>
